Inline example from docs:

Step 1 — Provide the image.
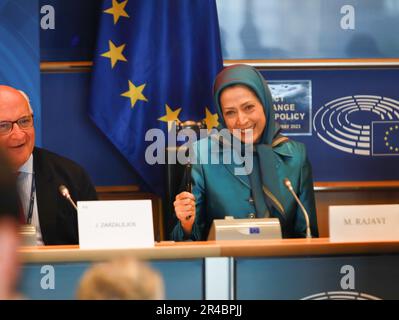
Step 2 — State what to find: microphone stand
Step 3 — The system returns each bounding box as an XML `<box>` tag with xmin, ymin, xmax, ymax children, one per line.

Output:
<box><xmin>284</xmin><ymin>178</ymin><xmax>312</xmax><ymax>238</ymax></box>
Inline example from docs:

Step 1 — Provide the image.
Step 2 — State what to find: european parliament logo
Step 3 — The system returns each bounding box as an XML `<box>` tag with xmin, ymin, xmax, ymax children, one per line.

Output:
<box><xmin>313</xmin><ymin>95</ymin><xmax>399</xmax><ymax>157</ymax></box>
<box><xmin>301</xmin><ymin>291</ymin><xmax>381</xmax><ymax>300</ymax></box>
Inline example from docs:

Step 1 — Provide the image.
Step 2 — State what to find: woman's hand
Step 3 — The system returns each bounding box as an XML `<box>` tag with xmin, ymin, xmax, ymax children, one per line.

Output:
<box><xmin>174</xmin><ymin>191</ymin><xmax>196</xmax><ymax>235</ymax></box>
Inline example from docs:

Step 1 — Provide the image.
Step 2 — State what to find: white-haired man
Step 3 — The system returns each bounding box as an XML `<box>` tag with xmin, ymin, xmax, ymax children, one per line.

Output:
<box><xmin>0</xmin><ymin>85</ymin><xmax>97</xmax><ymax>245</ymax></box>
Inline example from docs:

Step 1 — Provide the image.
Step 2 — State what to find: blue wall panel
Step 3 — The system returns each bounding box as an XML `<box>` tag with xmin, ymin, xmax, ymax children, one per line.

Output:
<box><xmin>236</xmin><ymin>255</ymin><xmax>399</xmax><ymax>300</ymax></box>
<box><xmin>41</xmin><ymin>72</ymin><xmax>142</xmax><ymax>186</ymax></box>
<box><xmin>19</xmin><ymin>259</ymin><xmax>204</xmax><ymax>300</ymax></box>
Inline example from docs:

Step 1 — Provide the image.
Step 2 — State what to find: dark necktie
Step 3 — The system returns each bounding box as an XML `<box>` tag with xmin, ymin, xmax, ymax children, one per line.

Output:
<box><xmin>17</xmin><ymin>195</ymin><xmax>26</xmax><ymax>225</ymax></box>
<box><xmin>15</xmin><ymin>172</ymin><xmax>26</xmax><ymax>225</ymax></box>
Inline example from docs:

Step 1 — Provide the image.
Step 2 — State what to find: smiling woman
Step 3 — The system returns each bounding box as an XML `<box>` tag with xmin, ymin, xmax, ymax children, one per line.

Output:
<box><xmin>171</xmin><ymin>64</ymin><xmax>319</xmax><ymax>241</ymax></box>
<box><xmin>220</xmin><ymin>84</ymin><xmax>267</xmax><ymax>144</ymax></box>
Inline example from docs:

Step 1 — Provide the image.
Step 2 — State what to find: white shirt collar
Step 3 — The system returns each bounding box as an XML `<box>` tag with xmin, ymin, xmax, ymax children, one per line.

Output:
<box><xmin>18</xmin><ymin>154</ymin><xmax>33</xmax><ymax>174</ymax></box>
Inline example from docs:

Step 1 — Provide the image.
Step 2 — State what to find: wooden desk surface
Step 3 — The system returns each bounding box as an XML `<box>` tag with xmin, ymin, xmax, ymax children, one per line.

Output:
<box><xmin>18</xmin><ymin>238</ymin><xmax>399</xmax><ymax>263</ymax></box>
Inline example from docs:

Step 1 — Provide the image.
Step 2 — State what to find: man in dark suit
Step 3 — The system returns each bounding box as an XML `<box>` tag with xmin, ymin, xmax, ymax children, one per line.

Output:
<box><xmin>0</xmin><ymin>85</ymin><xmax>97</xmax><ymax>245</ymax></box>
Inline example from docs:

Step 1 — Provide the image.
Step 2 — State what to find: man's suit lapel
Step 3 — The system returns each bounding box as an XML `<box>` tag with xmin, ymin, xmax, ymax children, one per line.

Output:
<box><xmin>33</xmin><ymin>148</ymin><xmax>57</xmax><ymax>245</ymax></box>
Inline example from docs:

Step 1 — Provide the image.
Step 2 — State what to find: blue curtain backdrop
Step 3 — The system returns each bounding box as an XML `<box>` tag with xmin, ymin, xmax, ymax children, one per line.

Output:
<box><xmin>89</xmin><ymin>0</ymin><xmax>223</xmax><ymax>195</ymax></box>
<box><xmin>0</xmin><ymin>0</ymin><xmax>41</xmax><ymax>144</ymax></box>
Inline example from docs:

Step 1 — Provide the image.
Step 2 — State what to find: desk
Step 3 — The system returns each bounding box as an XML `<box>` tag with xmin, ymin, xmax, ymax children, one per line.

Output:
<box><xmin>19</xmin><ymin>239</ymin><xmax>399</xmax><ymax>299</ymax></box>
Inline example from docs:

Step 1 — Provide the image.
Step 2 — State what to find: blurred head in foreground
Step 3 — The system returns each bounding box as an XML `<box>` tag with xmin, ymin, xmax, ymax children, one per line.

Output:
<box><xmin>76</xmin><ymin>257</ymin><xmax>165</xmax><ymax>300</ymax></box>
<box><xmin>0</xmin><ymin>148</ymin><xmax>21</xmax><ymax>300</ymax></box>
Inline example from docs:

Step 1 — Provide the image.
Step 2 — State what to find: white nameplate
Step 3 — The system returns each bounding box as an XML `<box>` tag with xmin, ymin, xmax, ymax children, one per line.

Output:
<box><xmin>77</xmin><ymin>200</ymin><xmax>154</xmax><ymax>249</ymax></box>
<box><xmin>329</xmin><ymin>204</ymin><xmax>399</xmax><ymax>242</ymax></box>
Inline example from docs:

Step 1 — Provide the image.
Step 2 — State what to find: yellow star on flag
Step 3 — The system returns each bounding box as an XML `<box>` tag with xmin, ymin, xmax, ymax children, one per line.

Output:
<box><xmin>121</xmin><ymin>80</ymin><xmax>148</xmax><ymax>108</ymax></box>
<box><xmin>204</xmin><ymin>107</ymin><xmax>219</xmax><ymax>129</ymax></box>
<box><xmin>101</xmin><ymin>40</ymin><xmax>127</xmax><ymax>68</ymax></box>
<box><xmin>104</xmin><ymin>0</ymin><xmax>129</xmax><ymax>24</ymax></box>
<box><xmin>158</xmin><ymin>104</ymin><xmax>182</xmax><ymax>123</ymax></box>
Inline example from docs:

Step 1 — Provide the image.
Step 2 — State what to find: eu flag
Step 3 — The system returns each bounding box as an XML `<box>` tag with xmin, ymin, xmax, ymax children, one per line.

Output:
<box><xmin>372</xmin><ymin>121</ymin><xmax>399</xmax><ymax>156</ymax></box>
<box><xmin>89</xmin><ymin>0</ymin><xmax>223</xmax><ymax>195</ymax></box>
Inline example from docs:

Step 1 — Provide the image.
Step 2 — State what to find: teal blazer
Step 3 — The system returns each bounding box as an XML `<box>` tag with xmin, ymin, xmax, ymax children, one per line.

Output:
<box><xmin>171</xmin><ymin>136</ymin><xmax>319</xmax><ymax>241</ymax></box>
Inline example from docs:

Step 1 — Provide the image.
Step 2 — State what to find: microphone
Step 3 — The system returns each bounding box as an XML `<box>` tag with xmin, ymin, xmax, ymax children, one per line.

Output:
<box><xmin>283</xmin><ymin>178</ymin><xmax>312</xmax><ymax>238</ymax></box>
<box><xmin>59</xmin><ymin>185</ymin><xmax>78</xmax><ymax>211</ymax></box>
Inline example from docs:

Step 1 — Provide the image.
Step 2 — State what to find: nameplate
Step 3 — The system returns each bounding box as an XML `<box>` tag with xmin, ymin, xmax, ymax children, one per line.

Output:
<box><xmin>329</xmin><ymin>204</ymin><xmax>399</xmax><ymax>242</ymax></box>
<box><xmin>77</xmin><ymin>200</ymin><xmax>154</xmax><ymax>249</ymax></box>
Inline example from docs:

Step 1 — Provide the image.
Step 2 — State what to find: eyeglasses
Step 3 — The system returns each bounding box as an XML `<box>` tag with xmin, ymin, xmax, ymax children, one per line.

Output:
<box><xmin>0</xmin><ymin>115</ymin><xmax>34</xmax><ymax>135</ymax></box>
